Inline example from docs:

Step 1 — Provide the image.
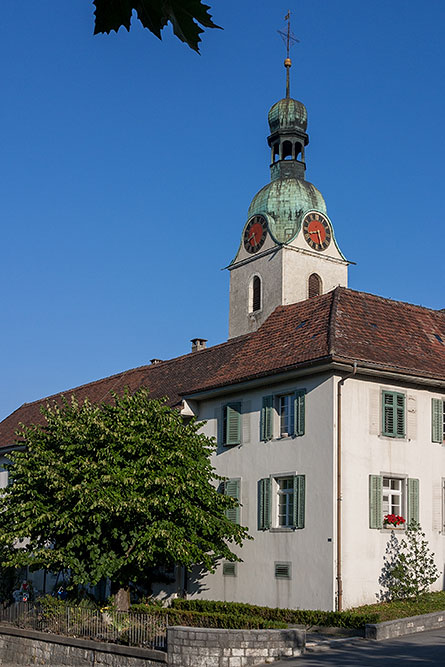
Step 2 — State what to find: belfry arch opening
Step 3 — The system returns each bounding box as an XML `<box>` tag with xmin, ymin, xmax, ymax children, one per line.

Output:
<box><xmin>249</xmin><ymin>275</ymin><xmax>262</xmax><ymax>313</ymax></box>
<box><xmin>308</xmin><ymin>273</ymin><xmax>322</xmax><ymax>298</ymax></box>
<box><xmin>282</xmin><ymin>140</ymin><xmax>293</xmax><ymax>160</ymax></box>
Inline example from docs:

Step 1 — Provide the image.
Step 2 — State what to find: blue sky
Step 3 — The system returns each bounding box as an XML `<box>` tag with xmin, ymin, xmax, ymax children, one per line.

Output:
<box><xmin>1</xmin><ymin>1</ymin><xmax>444</xmax><ymax>421</ymax></box>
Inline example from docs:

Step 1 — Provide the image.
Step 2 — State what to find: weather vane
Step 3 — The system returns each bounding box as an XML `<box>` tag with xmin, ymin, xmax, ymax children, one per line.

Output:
<box><xmin>277</xmin><ymin>10</ymin><xmax>300</xmax><ymax>98</ymax></box>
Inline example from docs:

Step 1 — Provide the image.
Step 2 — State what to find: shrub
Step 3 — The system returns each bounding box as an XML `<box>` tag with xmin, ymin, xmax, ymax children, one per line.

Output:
<box><xmin>170</xmin><ymin>599</ymin><xmax>378</xmax><ymax>629</ymax></box>
<box><xmin>132</xmin><ymin>604</ymin><xmax>285</xmax><ymax>629</ymax></box>
<box><xmin>379</xmin><ymin>520</ymin><xmax>441</xmax><ymax>601</ymax></box>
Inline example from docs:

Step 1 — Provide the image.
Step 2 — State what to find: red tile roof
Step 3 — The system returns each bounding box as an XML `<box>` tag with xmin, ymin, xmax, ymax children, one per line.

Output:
<box><xmin>1</xmin><ymin>287</ymin><xmax>444</xmax><ymax>448</ymax></box>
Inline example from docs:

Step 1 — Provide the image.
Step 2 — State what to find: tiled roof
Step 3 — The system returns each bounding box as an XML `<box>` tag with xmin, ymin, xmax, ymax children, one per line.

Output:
<box><xmin>1</xmin><ymin>287</ymin><xmax>444</xmax><ymax>448</ymax></box>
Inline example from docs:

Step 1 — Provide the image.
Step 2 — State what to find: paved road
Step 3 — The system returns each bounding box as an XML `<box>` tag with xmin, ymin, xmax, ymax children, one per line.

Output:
<box><xmin>271</xmin><ymin>628</ymin><xmax>445</xmax><ymax>665</ymax></box>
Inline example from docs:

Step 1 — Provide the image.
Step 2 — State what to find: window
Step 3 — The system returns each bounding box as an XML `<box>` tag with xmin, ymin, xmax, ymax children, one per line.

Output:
<box><xmin>382</xmin><ymin>477</ymin><xmax>402</xmax><ymax>517</ymax></box>
<box><xmin>0</xmin><ymin>467</ymin><xmax>8</xmax><ymax>489</ymax></box>
<box><xmin>261</xmin><ymin>389</ymin><xmax>305</xmax><ymax>441</ymax></box>
<box><xmin>277</xmin><ymin>477</ymin><xmax>294</xmax><ymax>526</ymax></box>
<box><xmin>252</xmin><ymin>276</ymin><xmax>261</xmax><ymax>312</ymax></box>
<box><xmin>432</xmin><ymin>398</ymin><xmax>445</xmax><ymax>443</ymax></box>
<box><xmin>258</xmin><ymin>474</ymin><xmax>305</xmax><ymax>530</ymax></box>
<box><xmin>223</xmin><ymin>478</ymin><xmax>241</xmax><ymax>524</ymax></box>
<box><xmin>369</xmin><ymin>475</ymin><xmax>419</xmax><ymax>529</ymax></box>
<box><xmin>222</xmin><ymin>402</ymin><xmax>241</xmax><ymax>446</ymax></box>
<box><xmin>308</xmin><ymin>273</ymin><xmax>322</xmax><ymax>298</ymax></box>
<box><xmin>382</xmin><ymin>391</ymin><xmax>405</xmax><ymax>438</ymax></box>
<box><xmin>249</xmin><ymin>275</ymin><xmax>262</xmax><ymax>313</ymax></box>
<box><xmin>442</xmin><ymin>479</ymin><xmax>445</xmax><ymax>533</ymax></box>
<box><xmin>278</xmin><ymin>395</ymin><xmax>293</xmax><ymax>437</ymax></box>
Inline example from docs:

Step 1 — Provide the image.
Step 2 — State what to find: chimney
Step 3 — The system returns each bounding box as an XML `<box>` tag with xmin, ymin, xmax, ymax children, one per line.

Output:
<box><xmin>150</xmin><ymin>358</ymin><xmax>162</xmax><ymax>365</ymax></box>
<box><xmin>191</xmin><ymin>338</ymin><xmax>207</xmax><ymax>353</ymax></box>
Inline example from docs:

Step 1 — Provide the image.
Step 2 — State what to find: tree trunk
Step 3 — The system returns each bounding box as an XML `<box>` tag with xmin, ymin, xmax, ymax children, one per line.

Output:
<box><xmin>113</xmin><ymin>586</ymin><xmax>130</xmax><ymax>612</ymax></box>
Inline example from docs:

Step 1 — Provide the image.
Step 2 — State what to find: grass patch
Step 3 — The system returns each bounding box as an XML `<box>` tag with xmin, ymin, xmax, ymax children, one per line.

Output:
<box><xmin>350</xmin><ymin>591</ymin><xmax>445</xmax><ymax>623</ymax></box>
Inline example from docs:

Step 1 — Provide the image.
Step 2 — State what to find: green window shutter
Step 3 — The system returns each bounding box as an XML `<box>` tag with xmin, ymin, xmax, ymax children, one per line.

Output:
<box><xmin>224</xmin><ymin>403</ymin><xmax>241</xmax><ymax>445</ymax></box>
<box><xmin>258</xmin><ymin>478</ymin><xmax>271</xmax><ymax>530</ymax></box>
<box><xmin>407</xmin><ymin>478</ymin><xmax>419</xmax><ymax>525</ymax></box>
<box><xmin>261</xmin><ymin>395</ymin><xmax>274</xmax><ymax>441</ymax></box>
<box><xmin>382</xmin><ymin>391</ymin><xmax>394</xmax><ymax>436</ymax></box>
<box><xmin>432</xmin><ymin>399</ymin><xmax>443</xmax><ymax>443</ymax></box>
<box><xmin>293</xmin><ymin>474</ymin><xmax>305</xmax><ymax>529</ymax></box>
<box><xmin>369</xmin><ymin>475</ymin><xmax>383</xmax><ymax>529</ymax></box>
<box><xmin>382</xmin><ymin>391</ymin><xmax>405</xmax><ymax>437</ymax></box>
<box><xmin>224</xmin><ymin>479</ymin><xmax>240</xmax><ymax>524</ymax></box>
<box><xmin>395</xmin><ymin>393</ymin><xmax>405</xmax><ymax>437</ymax></box>
<box><xmin>294</xmin><ymin>389</ymin><xmax>306</xmax><ymax>437</ymax></box>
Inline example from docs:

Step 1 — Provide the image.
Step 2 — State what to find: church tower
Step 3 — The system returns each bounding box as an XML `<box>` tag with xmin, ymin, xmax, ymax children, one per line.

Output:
<box><xmin>228</xmin><ymin>48</ymin><xmax>349</xmax><ymax>339</ymax></box>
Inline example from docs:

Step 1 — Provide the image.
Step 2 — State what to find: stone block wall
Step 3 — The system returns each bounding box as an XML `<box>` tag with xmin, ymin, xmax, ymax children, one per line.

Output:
<box><xmin>365</xmin><ymin>610</ymin><xmax>445</xmax><ymax>640</ymax></box>
<box><xmin>167</xmin><ymin>626</ymin><xmax>305</xmax><ymax>666</ymax></box>
<box><xmin>0</xmin><ymin>626</ymin><xmax>166</xmax><ymax>666</ymax></box>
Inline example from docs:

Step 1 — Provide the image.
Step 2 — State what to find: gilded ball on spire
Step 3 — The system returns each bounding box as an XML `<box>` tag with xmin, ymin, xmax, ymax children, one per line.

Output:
<box><xmin>284</xmin><ymin>57</ymin><xmax>292</xmax><ymax>68</ymax></box>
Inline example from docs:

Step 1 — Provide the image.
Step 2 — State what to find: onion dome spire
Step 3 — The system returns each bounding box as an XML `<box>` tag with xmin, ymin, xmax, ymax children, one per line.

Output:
<box><xmin>270</xmin><ymin>11</ymin><xmax>308</xmax><ymax>181</ymax></box>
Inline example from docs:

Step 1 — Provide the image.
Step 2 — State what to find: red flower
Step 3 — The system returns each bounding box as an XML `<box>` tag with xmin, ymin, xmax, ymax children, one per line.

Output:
<box><xmin>384</xmin><ymin>513</ymin><xmax>406</xmax><ymax>526</ymax></box>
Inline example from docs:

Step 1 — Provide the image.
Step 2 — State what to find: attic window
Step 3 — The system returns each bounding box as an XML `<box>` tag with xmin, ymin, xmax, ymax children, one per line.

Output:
<box><xmin>434</xmin><ymin>334</ymin><xmax>444</xmax><ymax>343</ymax></box>
<box><xmin>370</xmin><ymin>323</ymin><xmax>378</xmax><ymax>329</ymax></box>
<box><xmin>296</xmin><ymin>320</ymin><xmax>307</xmax><ymax>330</ymax></box>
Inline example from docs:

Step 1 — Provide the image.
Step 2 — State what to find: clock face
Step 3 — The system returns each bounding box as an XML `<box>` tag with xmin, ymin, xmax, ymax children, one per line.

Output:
<box><xmin>243</xmin><ymin>215</ymin><xmax>268</xmax><ymax>254</ymax></box>
<box><xmin>302</xmin><ymin>211</ymin><xmax>332</xmax><ymax>251</ymax></box>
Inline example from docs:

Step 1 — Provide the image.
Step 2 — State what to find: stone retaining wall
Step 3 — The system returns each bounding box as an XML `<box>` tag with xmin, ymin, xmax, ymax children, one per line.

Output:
<box><xmin>167</xmin><ymin>626</ymin><xmax>306</xmax><ymax>666</ymax></box>
<box><xmin>0</xmin><ymin>625</ymin><xmax>166</xmax><ymax>666</ymax></box>
<box><xmin>365</xmin><ymin>610</ymin><xmax>445</xmax><ymax>640</ymax></box>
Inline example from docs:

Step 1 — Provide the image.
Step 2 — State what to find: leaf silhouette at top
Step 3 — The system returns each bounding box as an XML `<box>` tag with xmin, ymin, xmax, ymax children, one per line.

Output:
<box><xmin>93</xmin><ymin>0</ymin><xmax>222</xmax><ymax>52</ymax></box>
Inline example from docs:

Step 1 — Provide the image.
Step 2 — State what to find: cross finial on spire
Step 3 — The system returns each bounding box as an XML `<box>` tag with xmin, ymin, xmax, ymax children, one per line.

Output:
<box><xmin>277</xmin><ymin>10</ymin><xmax>300</xmax><ymax>98</ymax></box>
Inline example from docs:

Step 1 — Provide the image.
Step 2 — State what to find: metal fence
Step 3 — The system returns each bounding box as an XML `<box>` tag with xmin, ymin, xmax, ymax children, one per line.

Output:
<box><xmin>0</xmin><ymin>602</ymin><xmax>167</xmax><ymax>650</ymax></box>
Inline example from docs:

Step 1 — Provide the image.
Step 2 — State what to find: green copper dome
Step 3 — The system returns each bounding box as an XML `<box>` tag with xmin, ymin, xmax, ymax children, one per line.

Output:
<box><xmin>247</xmin><ymin>178</ymin><xmax>327</xmax><ymax>244</ymax></box>
<box><xmin>268</xmin><ymin>98</ymin><xmax>308</xmax><ymax>133</ymax></box>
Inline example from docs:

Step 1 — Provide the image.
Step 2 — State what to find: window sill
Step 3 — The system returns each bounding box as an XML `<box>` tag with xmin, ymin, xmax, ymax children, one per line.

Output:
<box><xmin>270</xmin><ymin>527</ymin><xmax>296</xmax><ymax>533</ymax></box>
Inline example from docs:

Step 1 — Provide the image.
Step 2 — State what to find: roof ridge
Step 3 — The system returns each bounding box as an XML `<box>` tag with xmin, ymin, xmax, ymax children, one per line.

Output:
<box><xmin>13</xmin><ymin>334</ymin><xmax>251</xmax><ymax>412</ymax></box>
<box><xmin>339</xmin><ymin>286</ymin><xmax>443</xmax><ymax>315</ymax></box>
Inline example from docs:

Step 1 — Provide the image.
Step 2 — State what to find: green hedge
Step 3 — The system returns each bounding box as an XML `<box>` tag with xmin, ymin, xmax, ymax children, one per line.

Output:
<box><xmin>131</xmin><ymin>605</ymin><xmax>286</xmax><ymax>629</ymax></box>
<box><xmin>170</xmin><ymin>599</ymin><xmax>379</xmax><ymax>629</ymax></box>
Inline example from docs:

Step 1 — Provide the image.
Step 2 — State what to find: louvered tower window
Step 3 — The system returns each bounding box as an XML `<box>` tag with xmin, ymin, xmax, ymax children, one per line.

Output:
<box><xmin>252</xmin><ymin>275</ymin><xmax>261</xmax><ymax>312</ymax></box>
<box><xmin>308</xmin><ymin>273</ymin><xmax>322</xmax><ymax>298</ymax></box>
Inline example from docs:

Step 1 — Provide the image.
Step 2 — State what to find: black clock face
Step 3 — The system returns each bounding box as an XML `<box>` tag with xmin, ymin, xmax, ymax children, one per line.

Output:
<box><xmin>243</xmin><ymin>215</ymin><xmax>268</xmax><ymax>254</ymax></box>
<box><xmin>302</xmin><ymin>211</ymin><xmax>332</xmax><ymax>251</ymax></box>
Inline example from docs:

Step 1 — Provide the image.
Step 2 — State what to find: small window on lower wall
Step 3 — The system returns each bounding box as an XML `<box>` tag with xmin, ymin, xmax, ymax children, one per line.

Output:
<box><xmin>223</xmin><ymin>562</ymin><xmax>237</xmax><ymax>577</ymax></box>
<box><xmin>274</xmin><ymin>562</ymin><xmax>292</xmax><ymax>580</ymax></box>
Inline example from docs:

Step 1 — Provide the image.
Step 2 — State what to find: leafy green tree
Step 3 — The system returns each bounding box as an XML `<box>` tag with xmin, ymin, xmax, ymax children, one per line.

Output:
<box><xmin>0</xmin><ymin>389</ymin><xmax>248</xmax><ymax>610</ymax></box>
<box><xmin>93</xmin><ymin>0</ymin><xmax>222</xmax><ymax>52</ymax></box>
<box><xmin>379</xmin><ymin>520</ymin><xmax>441</xmax><ymax>601</ymax></box>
